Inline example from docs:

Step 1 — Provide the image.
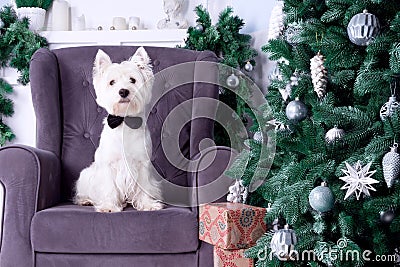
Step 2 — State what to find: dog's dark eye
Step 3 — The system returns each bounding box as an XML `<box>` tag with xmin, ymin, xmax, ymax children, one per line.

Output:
<box><xmin>109</xmin><ymin>80</ymin><xmax>115</xmax><ymax>86</ymax></box>
<box><xmin>130</xmin><ymin>77</ymin><xmax>136</xmax><ymax>84</ymax></box>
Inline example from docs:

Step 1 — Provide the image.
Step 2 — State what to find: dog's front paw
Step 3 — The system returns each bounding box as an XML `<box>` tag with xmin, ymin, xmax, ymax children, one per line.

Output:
<box><xmin>140</xmin><ymin>201</ymin><xmax>164</xmax><ymax>211</ymax></box>
<box><xmin>74</xmin><ymin>196</ymin><xmax>93</xmax><ymax>206</ymax></box>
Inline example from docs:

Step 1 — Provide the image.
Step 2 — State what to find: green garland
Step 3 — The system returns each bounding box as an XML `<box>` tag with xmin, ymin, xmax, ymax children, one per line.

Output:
<box><xmin>0</xmin><ymin>5</ymin><xmax>48</xmax><ymax>146</ymax></box>
<box><xmin>183</xmin><ymin>5</ymin><xmax>257</xmax><ymax>147</ymax></box>
<box><xmin>15</xmin><ymin>0</ymin><xmax>53</xmax><ymax>10</ymax></box>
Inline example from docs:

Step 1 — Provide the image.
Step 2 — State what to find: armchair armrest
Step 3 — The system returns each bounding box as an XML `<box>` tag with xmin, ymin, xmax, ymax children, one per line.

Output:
<box><xmin>0</xmin><ymin>145</ymin><xmax>61</xmax><ymax>267</ymax></box>
<box><xmin>188</xmin><ymin>146</ymin><xmax>238</xmax><ymax>210</ymax></box>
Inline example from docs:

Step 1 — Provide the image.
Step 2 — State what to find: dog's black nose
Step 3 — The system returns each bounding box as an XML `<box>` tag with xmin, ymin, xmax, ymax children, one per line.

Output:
<box><xmin>119</xmin><ymin>89</ymin><xmax>130</xmax><ymax>98</ymax></box>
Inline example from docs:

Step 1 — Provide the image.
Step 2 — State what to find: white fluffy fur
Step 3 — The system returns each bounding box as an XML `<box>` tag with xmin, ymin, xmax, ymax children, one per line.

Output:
<box><xmin>74</xmin><ymin>47</ymin><xmax>163</xmax><ymax>212</ymax></box>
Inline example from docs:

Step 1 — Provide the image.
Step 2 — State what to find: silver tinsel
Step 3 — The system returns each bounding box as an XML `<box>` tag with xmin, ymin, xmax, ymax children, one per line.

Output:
<box><xmin>347</xmin><ymin>10</ymin><xmax>380</xmax><ymax>46</ymax></box>
<box><xmin>380</xmin><ymin>96</ymin><xmax>400</xmax><ymax>121</ymax></box>
<box><xmin>382</xmin><ymin>143</ymin><xmax>400</xmax><ymax>188</ymax></box>
<box><xmin>310</xmin><ymin>52</ymin><xmax>328</xmax><ymax>99</ymax></box>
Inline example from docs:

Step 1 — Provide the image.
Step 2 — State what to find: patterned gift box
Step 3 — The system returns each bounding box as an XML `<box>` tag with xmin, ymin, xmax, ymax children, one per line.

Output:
<box><xmin>199</xmin><ymin>202</ymin><xmax>266</xmax><ymax>249</ymax></box>
<box><xmin>213</xmin><ymin>246</ymin><xmax>254</xmax><ymax>267</ymax></box>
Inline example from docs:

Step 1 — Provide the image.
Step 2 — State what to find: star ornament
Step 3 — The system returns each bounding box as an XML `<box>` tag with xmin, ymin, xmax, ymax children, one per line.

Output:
<box><xmin>339</xmin><ymin>161</ymin><xmax>379</xmax><ymax>200</ymax></box>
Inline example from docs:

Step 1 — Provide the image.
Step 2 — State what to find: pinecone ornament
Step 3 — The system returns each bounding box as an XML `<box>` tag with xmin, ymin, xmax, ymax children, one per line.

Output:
<box><xmin>382</xmin><ymin>143</ymin><xmax>400</xmax><ymax>188</ymax></box>
<box><xmin>310</xmin><ymin>52</ymin><xmax>328</xmax><ymax>99</ymax></box>
<box><xmin>268</xmin><ymin>0</ymin><xmax>285</xmax><ymax>40</ymax></box>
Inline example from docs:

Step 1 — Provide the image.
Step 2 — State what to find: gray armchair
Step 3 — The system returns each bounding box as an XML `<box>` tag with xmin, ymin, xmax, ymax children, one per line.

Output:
<box><xmin>0</xmin><ymin>46</ymin><xmax>236</xmax><ymax>267</ymax></box>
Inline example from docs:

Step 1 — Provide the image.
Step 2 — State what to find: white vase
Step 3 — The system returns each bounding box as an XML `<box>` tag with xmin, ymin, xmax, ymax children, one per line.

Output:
<box><xmin>16</xmin><ymin>7</ymin><xmax>46</xmax><ymax>31</ymax></box>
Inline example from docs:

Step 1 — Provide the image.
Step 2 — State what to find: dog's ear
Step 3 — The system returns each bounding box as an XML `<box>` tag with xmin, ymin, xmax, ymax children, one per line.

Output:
<box><xmin>94</xmin><ymin>49</ymin><xmax>112</xmax><ymax>77</ymax></box>
<box><xmin>129</xmin><ymin>47</ymin><xmax>151</xmax><ymax>69</ymax></box>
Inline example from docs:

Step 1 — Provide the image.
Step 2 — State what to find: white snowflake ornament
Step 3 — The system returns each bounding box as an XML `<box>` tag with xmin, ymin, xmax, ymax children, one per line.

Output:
<box><xmin>339</xmin><ymin>161</ymin><xmax>379</xmax><ymax>200</ymax></box>
<box><xmin>227</xmin><ymin>180</ymin><xmax>248</xmax><ymax>203</ymax></box>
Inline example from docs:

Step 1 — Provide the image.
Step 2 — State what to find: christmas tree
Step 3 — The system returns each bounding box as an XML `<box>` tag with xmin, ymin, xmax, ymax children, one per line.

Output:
<box><xmin>183</xmin><ymin>5</ymin><xmax>257</xmax><ymax>147</ymax></box>
<box><xmin>226</xmin><ymin>0</ymin><xmax>400</xmax><ymax>266</ymax></box>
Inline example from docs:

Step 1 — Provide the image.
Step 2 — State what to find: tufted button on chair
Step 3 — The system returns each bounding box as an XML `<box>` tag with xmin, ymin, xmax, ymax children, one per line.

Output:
<box><xmin>0</xmin><ymin>46</ymin><xmax>236</xmax><ymax>267</ymax></box>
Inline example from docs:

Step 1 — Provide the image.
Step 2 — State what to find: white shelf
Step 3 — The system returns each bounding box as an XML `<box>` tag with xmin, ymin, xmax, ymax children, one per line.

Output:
<box><xmin>40</xmin><ymin>29</ymin><xmax>188</xmax><ymax>49</ymax></box>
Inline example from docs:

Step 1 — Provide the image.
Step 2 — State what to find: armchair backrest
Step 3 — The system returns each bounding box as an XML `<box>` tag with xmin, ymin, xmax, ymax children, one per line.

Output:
<box><xmin>30</xmin><ymin>46</ymin><xmax>218</xmax><ymax>201</ymax></box>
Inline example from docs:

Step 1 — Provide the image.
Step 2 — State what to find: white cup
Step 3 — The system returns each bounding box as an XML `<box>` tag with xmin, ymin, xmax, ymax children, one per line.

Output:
<box><xmin>112</xmin><ymin>17</ymin><xmax>128</xmax><ymax>30</ymax></box>
<box><xmin>129</xmin><ymin>16</ymin><xmax>140</xmax><ymax>30</ymax></box>
<box><xmin>72</xmin><ymin>14</ymin><xmax>85</xmax><ymax>31</ymax></box>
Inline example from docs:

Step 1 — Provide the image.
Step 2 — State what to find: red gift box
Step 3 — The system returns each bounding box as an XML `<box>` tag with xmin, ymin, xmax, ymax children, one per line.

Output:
<box><xmin>199</xmin><ymin>202</ymin><xmax>266</xmax><ymax>249</ymax></box>
<box><xmin>213</xmin><ymin>246</ymin><xmax>254</xmax><ymax>267</ymax></box>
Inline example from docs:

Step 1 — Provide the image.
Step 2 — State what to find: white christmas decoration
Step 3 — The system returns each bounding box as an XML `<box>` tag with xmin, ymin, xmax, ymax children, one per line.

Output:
<box><xmin>382</xmin><ymin>143</ymin><xmax>400</xmax><ymax>188</ymax></box>
<box><xmin>285</xmin><ymin>22</ymin><xmax>302</xmax><ymax>45</ymax></box>
<box><xmin>268</xmin><ymin>119</ymin><xmax>290</xmax><ymax>132</ymax></box>
<box><xmin>339</xmin><ymin>161</ymin><xmax>379</xmax><ymax>200</ymax></box>
<box><xmin>270</xmin><ymin>224</ymin><xmax>297</xmax><ymax>259</ymax></box>
<box><xmin>279</xmin><ymin>72</ymin><xmax>299</xmax><ymax>101</ymax></box>
<box><xmin>268</xmin><ymin>0</ymin><xmax>285</xmax><ymax>40</ymax></box>
<box><xmin>227</xmin><ymin>180</ymin><xmax>248</xmax><ymax>203</ymax></box>
<box><xmin>380</xmin><ymin>96</ymin><xmax>400</xmax><ymax>121</ymax></box>
<box><xmin>310</xmin><ymin>52</ymin><xmax>328</xmax><ymax>98</ymax></box>
<box><xmin>253</xmin><ymin>130</ymin><xmax>263</xmax><ymax>143</ymax></box>
<box><xmin>325</xmin><ymin>126</ymin><xmax>345</xmax><ymax>144</ymax></box>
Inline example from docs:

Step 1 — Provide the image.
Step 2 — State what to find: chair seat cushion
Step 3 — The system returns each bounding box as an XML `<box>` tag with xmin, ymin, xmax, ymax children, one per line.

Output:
<box><xmin>31</xmin><ymin>203</ymin><xmax>199</xmax><ymax>254</ymax></box>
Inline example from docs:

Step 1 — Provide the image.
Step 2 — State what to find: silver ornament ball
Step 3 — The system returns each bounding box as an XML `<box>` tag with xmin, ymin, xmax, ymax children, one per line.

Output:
<box><xmin>270</xmin><ymin>224</ymin><xmax>297</xmax><ymax>260</ymax></box>
<box><xmin>226</xmin><ymin>73</ymin><xmax>239</xmax><ymax>88</ymax></box>
<box><xmin>347</xmin><ymin>10</ymin><xmax>380</xmax><ymax>46</ymax></box>
<box><xmin>195</xmin><ymin>24</ymin><xmax>204</xmax><ymax>32</ymax></box>
<box><xmin>253</xmin><ymin>130</ymin><xmax>263</xmax><ymax>143</ymax></box>
<box><xmin>325</xmin><ymin>127</ymin><xmax>345</xmax><ymax>144</ymax></box>
<box><xmin>382</xmin><ymin>144</ymin><xmax>400</xmax><ymax>188</ymax></box>
<box><xmin>244</xmin><ymin>61</ymin><xmax>253</xmax><ymax>72</ymax></box>
<box><xmin>308</xmin><ymin>182</ymin><xmax>335</xmax><ymax>213</ymax></box>
<box><xmin>286</xmin><ymin>98</ymin><xmax>308</xmax><ymax>122</ymax></box>
<box><xmin>380</xmin><ymin>210</ymin><xmax>395</xmax><ymax>224</ymax></box>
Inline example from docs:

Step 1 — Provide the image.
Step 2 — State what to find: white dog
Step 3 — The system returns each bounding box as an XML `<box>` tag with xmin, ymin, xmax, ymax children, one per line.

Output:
<box><xmin>74</xmin><ymin>47</ymin><xmax>163</xmax><ymax>212</ymax></box>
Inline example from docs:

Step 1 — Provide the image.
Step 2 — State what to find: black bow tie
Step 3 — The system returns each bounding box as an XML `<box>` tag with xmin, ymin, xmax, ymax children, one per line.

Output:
<box><xmin>107</xmin><ymin>115</ymin><xmax>143</xmax><ymax>129</ymax></box>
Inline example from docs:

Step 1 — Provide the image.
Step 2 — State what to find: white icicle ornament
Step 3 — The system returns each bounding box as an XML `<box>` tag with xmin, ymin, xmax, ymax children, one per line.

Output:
<box><xmin>227</xmin><ymin>180</ymin><xmax>248</xmax><ymax>203</ymax></box>
<box><xmin>310</xmin><ymin>52</ymin><xmax>328</xmax><ymax>99</ymax></box>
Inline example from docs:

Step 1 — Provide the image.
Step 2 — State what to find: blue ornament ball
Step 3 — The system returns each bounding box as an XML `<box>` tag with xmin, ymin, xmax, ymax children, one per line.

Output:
<box><xmin>308</xmin><ymin>182</ymin><xmax>335</xmax><ymax>213</ymax></box>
